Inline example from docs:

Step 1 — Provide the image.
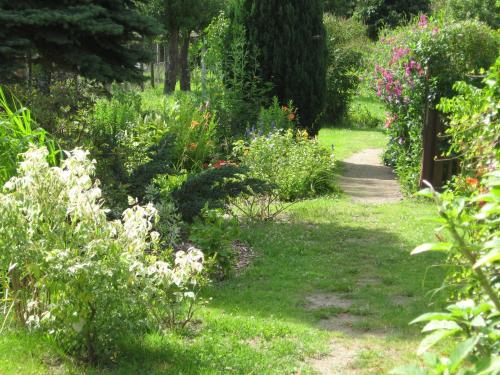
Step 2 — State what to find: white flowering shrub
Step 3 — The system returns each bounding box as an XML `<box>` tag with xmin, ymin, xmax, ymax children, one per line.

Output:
<box><xmin>0</xmin><ymin>146</ymin><xmax>205</xmax><ymax>363</ymax></box>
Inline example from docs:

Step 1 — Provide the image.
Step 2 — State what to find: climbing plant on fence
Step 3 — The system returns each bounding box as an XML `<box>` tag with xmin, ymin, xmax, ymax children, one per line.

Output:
<box><xmin>372</xmin><ymin>16</ymin><xmax>498</xmax><ymax>194</ymax></box>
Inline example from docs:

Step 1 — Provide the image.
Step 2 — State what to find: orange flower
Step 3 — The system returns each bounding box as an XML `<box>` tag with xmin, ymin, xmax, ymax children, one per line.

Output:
<box><xmin>213</xmin><ymin>160</ymin><xmax>229</xmax><ymax>169</ymax></box>
<box><xmin>188</xmin><ymin>143</ymin><xmax>198</xmax><ymax>150</ymax></box>
<box><xmin>191</xmin><ymin>120</ymin><xmax>200</xmax><ymax>128</ymax></box>
<box><xmin>466</xmin><ymin>177</ymin><xmax>479</xmax><ymax>187</ymax></box>
<box><xmin>288</xmin><ymin>113</ymin><xmax>296</xmax><ymax>121</ymax></box>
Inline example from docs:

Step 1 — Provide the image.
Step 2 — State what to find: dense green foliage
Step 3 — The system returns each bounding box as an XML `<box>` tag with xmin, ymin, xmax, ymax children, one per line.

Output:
<box><xmin>438</xmin><ymin>58</ymin><xmax>500</xmax><ymax>185</ymax></box>
<box><xmin>357</xmin><ymin>0</ymin><xmax>431</xmax><ymax>39</ymax></box>
<box><xmin>189</xmin><ymin>208</ymin><xmax>240</xmax><ymax>279</ymax></box>
<box><xmin>324</xmin><ymin>15</ymin><xmax>369</xmax><ymax>122</ymax></box>
<box><xmin>373</xmin><ymin>16</ymin><xmax>498</xmax><ymax>193</ymax></box>
<box><xmin>238</xmin><ymin>0</ymin><xmax>327</xmax><ymax>134</ymax></box>
<box><xmin>433</xmin><ymin>0</ymin><xmax>500</xmax><ymax>29</ymax></box>
<box><xmin>203</xmin><ymin>13</ymin><xmax>270</xmax><ymax>136</ymax></box>
<box><xmin>393</xmin><ymin>54</ymin><xmax>499</xmax><ymax>375</ymax></box>
<box><xmin>0</xmin><ymin>88</ymin><xmax>58</xmax><ymax>185</ymax></box>
<box><xmin>171</xmin><ymin>165</ymin><xmax>270</xmax><ymax>222</ymax></box>
<box><xmin>0</xmin><ymin>0</ymin><xmax>157</xmax><ymax>83</ymax></box>
<box><xmin>235</xmin><ymin>130</ymin><xmax>335</xmax><ymax>201</ymax></box>
<box><xmin>394</xmin><ymin>171</ymin><xmax>500</xmax><ymax>374</ymax></box>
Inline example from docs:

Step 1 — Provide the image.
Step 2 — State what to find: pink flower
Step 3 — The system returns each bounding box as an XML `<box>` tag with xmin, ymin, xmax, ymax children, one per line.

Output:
<box><xmin>418</xmin><ymin>14</ymin><xmax>428</xmax><ymax>28</ymax></box>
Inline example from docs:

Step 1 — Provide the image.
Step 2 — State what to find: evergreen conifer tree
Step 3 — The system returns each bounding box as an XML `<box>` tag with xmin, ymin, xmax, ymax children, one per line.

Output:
<box><xmin>0</xmin><ymin>0</ymin><xmax>158</xmax><ymax>83</ymax></box>
<box><xmin>239</xmin><ymin>0</ymin><xmax>327</xmax><ymax>134</ymax></box>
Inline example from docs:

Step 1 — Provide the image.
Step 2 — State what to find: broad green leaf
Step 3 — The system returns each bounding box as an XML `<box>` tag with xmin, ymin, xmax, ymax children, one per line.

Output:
<box><xmin>474</xmin><ymin>249</ymin><xmax>500</xmax><ymax>268</ymax></box>
<box><xmin>474</xmin><ymin>355</ymin><xmax>500</xmax><ymax>375</ymax></box>
<box><xmin>412</xmin><ymin>242</ymin><xmax>452</xmax><ymax>255</ymax></box>
<box><xmin>449</xmin><ymin>336</ymin><xmax>479</xmax><ymax>372</ymax></box>
<box><xmin>418</xmin><ymin>329</ymin><xmax>458</xmax><ymax>355</ymax></box>
<box><xmin>422</xmin><ymin>320</ymin><xmax>460</xmax><ymax>332</ymax></box>
<box><xmin>411</xmin><ymin>312</ymin><xmax>453</xmax><ymax>324</ymax></box>
<box><xmin>416</xmin><ymin>188</ymin><xmax>434</xmax><ymax>199</ymax></box>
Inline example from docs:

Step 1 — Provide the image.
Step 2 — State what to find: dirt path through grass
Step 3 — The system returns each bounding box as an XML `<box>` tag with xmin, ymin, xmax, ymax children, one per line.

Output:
<box><xmin>338</xmin><ymin>148</ymin><xmax>402</xmax><ymax>204</ymax></box>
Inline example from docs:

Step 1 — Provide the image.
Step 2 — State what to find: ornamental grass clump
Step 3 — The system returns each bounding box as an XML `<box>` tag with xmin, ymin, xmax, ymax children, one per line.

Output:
<box><xmin>0</xmin><ymin>146</ymin><xmax>206</xmax><ymax>363</ymax></box>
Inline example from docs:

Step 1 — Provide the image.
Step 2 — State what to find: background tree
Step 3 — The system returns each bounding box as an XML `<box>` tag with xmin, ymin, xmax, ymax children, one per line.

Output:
<box><xmin>323</xmin><ymin>0</ymin><xmax>357</xmax><ymax>17</ymax></box>
<box><xmin>0</xmin><ymin>0</ymin><xmax>158</xmax><ymax>84</ymax></box>
<box><xmin>356</xmin><ymin>0</ymin><xmax>431</xmax><ymax>39</ymax></box>
<box><xmin>238</xmin><ymin>0</ymin><xmax>327</xmax><ymax>135</ymax></box>
<box><xmin>158</xmin><ymin>0</ymin><xmax>223</xmax><ymax>93</ymax></box>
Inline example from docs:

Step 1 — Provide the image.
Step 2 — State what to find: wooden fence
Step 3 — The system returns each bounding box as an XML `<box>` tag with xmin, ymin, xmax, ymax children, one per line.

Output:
<box><xmin>420</xmin><ymin>106</ymin><xmax>459</xmax><ymax>189</ymax></box>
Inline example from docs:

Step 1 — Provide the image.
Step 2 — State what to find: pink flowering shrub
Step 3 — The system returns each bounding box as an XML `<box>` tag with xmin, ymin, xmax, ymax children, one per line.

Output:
<box><xmin>372</xmin><ymin>16</ymin><xmax>498</xmax><ymax>193</ymax></box>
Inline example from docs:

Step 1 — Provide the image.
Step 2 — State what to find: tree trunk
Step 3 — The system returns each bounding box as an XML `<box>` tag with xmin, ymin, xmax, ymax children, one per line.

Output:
<box><xmin>180</xmin><ymin>32</ymin><xmax>191</xmax><ymax>91</ymax></box>
<box><xmin>150</xmin><ymin>61</ymin><xmax>155</xmax><ymax>88</ymax></box>
<box><xmin>164</xmin><ymin>29</ymin><xmax>179</xmax><ymax>94</ymax></box>
<box><xmin>201</xmin><ymin>37</ymin><xmax>207</xmax><ymax>98</ymax></box>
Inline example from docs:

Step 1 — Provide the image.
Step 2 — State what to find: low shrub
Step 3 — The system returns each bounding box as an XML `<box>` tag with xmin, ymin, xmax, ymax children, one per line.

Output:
<box><xmin>0</xmin><ymin>146</ymin><xmax>206</xmax><ymax>363</ymax></box>
<box><xmin>171</xmin><ymin>165</ymin><xmax>270</xmax><ymax>222</ymax></box>
<box><xmin>189</xmin><ymin>208</ymin><xmax>240</xmax><ymax>280</ymax></box>
<box><xmin>235</xmin><ymin>129</ymin><xmax>336</xmax><ymax>201</ymax></box>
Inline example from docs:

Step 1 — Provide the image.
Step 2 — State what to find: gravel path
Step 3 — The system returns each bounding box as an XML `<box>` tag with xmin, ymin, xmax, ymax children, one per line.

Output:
<box><xmin>338</xmin><ymin>148</ymin><xmax>402</xmax><ymax>204</ymax></box>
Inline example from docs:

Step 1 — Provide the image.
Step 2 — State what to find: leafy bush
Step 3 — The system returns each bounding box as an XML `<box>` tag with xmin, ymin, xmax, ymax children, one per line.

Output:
<box><xmin>204</xmin><ymin>13</ymin><xmax>270</xmax><ymax>137</ymax></box>
<box><xmin>0</xmin><ymin>146</ymin><xmax>206</xmax><ymax>363</ymax></box>
<box><xmin>373</xmin><ymin>17</ymin><xmax>498</xmax><ymax>193</ymax></box>
<box><xmin>253</xmin><ymin>97</ymin><xmax>297</xmax><ymax>135</ymax></box>
<box><xmin>347</xmin><ymin>101</ymin><xmax>384</xmax><ymax>129</ymax></box>
<box><xmin>235</xmin><ymin>129</ymin><xmax>336</xmax><ymax>201</ymax></box>
<box><xmin>433</xmin><ymin>0</ymin><xmax>500</xmax><ymax>29</ymax></box>
<box><xmin>437</xmin><ymin>58</ymin><xmax>500</xmax><ymax>187</ymax></box>
<box><xmin>171</xmin><ymin>165</ymin><xmax>270</xmax><ymax>222</ymax></box>
<box><xmin>159</xmin><ymin>92</ymin><xmax>218</xmax><ymax>172</ymax></box>
<box><xmin>323</xmin><ymin>15</ymin><xmax>369</xmax><ymax>122</ymax></box>
<box><xmin>189</xmin><ymin>208</ymin><xmax>240</xmax><ymax>279</ymax></box>
<box><xmin>392</xmin><ymin>171</ymin><xmax>500</xmax><ymax>374</ymax></box>
<box><xmin>356</xmin><ymin>0</ymin><xmax>431</xmax><ymax>39</ymax></box>
<box><xmin>0</xmin><ymin>87</ymin><xmax>58</xmax><ymax>186</ymax></box>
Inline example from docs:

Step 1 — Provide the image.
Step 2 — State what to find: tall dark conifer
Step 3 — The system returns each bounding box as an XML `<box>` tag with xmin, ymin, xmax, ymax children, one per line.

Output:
<box><xmin>240</xmin><ymin>0</ymin><xmax>327</xmax><ymax>134</ymax></box>
<box><xmin>0</xmin><ymin>0</ymin><xmax>158</xmax><ymax>83</ymax></box>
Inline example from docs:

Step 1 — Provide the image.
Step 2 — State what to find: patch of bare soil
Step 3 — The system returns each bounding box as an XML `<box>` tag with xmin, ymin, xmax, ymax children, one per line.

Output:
<box><xmin>305</xmin><ymin>293</ymin><xmax>353</xmax><ymax>310</ymax></box>
<box><xmin>338</xmin><ymin>148</ymin><xmax>402</xmax><ymax>204</ymax></box>
<box><xmin>318</xmin><ymin>313</ymin><xmax>363</xmax><ymax>334</ymax></box>
<box><xmin>310</xmin><ymin>340</ymin><xmax>363</xmax><ymax>375</ymax></box>
<box><xmin>233</xmin><ymin>240</ymin><xmax>255</xmax><ymax>274</ymax></box>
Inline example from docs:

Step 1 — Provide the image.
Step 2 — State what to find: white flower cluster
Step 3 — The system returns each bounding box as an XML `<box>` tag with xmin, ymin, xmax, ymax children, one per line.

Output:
<box><xmin>0</xmin><ymin>146</ymin><xmax>205</xmax><ymax>341</ymax></box>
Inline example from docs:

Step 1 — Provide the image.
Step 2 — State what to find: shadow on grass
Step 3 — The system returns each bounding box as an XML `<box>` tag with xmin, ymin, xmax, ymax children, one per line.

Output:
<box><xmin>207</xmin><ymin>219</ymin><xmax>446</xmax><ymax>330</ymax></box>
<box><xmin>5</xmin><ymin>214</ymin><xmax>446</xmax><ymax>375</ymax></box>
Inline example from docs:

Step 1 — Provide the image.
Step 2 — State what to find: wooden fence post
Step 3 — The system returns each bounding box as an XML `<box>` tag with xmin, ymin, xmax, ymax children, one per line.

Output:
<box><xmin>420</xmin><ymin>104</ymin><xmax>439</xmax><ymax>188</ymax></box>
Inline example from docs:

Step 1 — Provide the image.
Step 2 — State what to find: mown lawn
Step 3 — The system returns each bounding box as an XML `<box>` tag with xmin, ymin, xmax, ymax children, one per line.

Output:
<box><xmin>0</xmin><ymin>127</ymin><xmax>446</xmax><ymax>375</ymax></box>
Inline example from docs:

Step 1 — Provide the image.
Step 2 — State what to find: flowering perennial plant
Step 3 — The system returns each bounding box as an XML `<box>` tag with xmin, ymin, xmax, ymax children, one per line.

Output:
<box><xmin>373</xmin><ymin>17</ymin><xmax>498</xmax><ymax>193</ymax></box>
<box><xmin>236</xmin><ymin>129</ymin><xmax>335</xmax><ymax>201</ymax></box>
<box><xmin>0</xmin><ymin>146</ymin><xmax>205</xmax><ymax>362</ymax></box>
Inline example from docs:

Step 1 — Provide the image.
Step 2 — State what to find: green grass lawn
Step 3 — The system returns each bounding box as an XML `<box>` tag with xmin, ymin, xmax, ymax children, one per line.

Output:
<box><xmin>318</xmin><ymin>127</ymin><xmax>387</xmax><ymax>161</ymax></box>
<box><xmin>0</xmin><ymin>127</ymin><xmax>446</xmax><ymax>375</ymax></box>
